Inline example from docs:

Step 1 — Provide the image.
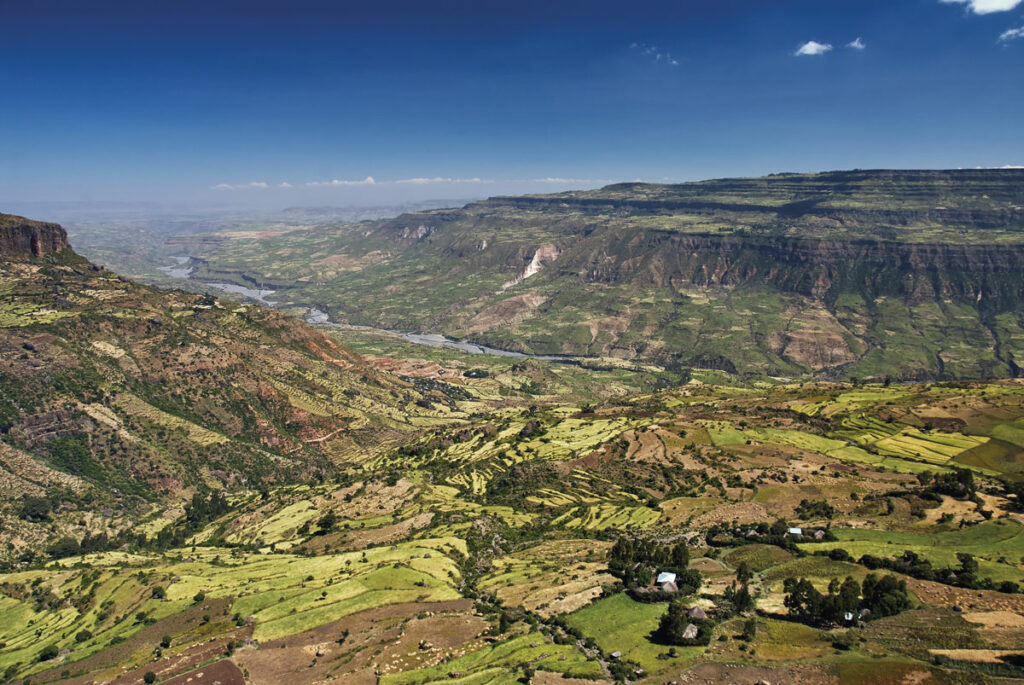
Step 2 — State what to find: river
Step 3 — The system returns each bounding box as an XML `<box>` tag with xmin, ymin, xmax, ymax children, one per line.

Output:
<box><xmin>306</xmin><ymin>309</ymin><xmax>569</xmax><ymax>360</ymax></box>
<box><xmin>159</xmin><ymin>261</ymin><xmax>566</xmax><ymax>361</ymax></box>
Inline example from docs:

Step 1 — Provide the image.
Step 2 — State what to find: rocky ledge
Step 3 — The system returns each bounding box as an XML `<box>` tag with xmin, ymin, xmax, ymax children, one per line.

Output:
<box><xmin>0</xmin><ymin>213</ymin><xmax>69</xmax><ymax>259</ymax></box>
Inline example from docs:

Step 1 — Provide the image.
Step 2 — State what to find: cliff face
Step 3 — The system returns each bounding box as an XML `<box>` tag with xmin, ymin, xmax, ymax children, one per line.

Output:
<box><xmin>162</xmin><ymin>169</ymin><xmax>1024</xmax><ymax>379</ymax></box>
<box><xmin>570</xmin><ymin>232</ymin><xmax>1024</xmax><ymax>309</ymax></box>
<box><xmin>0</xmin><ymin>214</ymin><xmax>70</xmax><ymax>258</ymax></box>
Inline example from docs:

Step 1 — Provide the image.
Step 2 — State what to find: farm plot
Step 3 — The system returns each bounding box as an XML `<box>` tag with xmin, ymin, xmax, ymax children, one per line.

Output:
<box><xmin>115</xmin><ymin>393</ymin><xmax>229</xmax><ymax>445</ymax></box>
<box><xmin>551</xmin><ymin>503</ymin><xmax>662</xmax><ymax>530</ymax></box>
<box><xmin>791</xmin><ymin>389</ymin><xmax>911</xmax><ymax>418</ymax></box>
<box><xmin>157</xmin><ymin>538</ymin><xmax>466</xmax><ymax>641</ymax></box>
<box><xmin>565</xmin><ymin>593</ymin><xmax>704</xmax><ymax>674</ymax></box>
<box><xmin>478</xmin><ymin>539</ymin><xmax>613</xmax><ymax>617</ymax></box>
<box><xmin>0</xmin><ymin>564</ymin><xmax>192</xmax><ymax>679</ymax></box>
<box><xmin>379</xmin><ymin>633</ymin><xmax>602</xmax><ymax>684</ymax></box>
<box><xmin>800</xmin><ymin>519</ymin><xmax>1024</xmax><ymax>585</ymax></box>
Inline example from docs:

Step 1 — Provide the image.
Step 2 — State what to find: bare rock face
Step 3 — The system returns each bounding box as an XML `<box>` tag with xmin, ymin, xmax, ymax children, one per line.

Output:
<box><xmin>0</xmin><ymin>213</ymin><xmax>70</xmax><ymax>259</ymax></box>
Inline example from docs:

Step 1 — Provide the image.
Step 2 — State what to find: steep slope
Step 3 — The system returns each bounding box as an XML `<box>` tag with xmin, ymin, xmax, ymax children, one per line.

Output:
<box><xmin>0</xmin><ymin>214</ymin><xmax>460</xmax><ymax>560</ymax></box>
<box><xmin>0</xmin><ymin>213</ymin><xmax>69</xmax><ymax>258</ymax></box>
<box><xmin>176</xmin><ymin>169</ymin><xmax>1024</xmax><ymax>379</ymax></box>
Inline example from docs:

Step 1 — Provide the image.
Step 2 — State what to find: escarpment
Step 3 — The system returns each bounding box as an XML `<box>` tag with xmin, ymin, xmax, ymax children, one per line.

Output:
<box><xmin>0</xmin><ymin>214</ymin><xmax>70</xmax><ymax>259</ymax></box>
<box><xmin>140</xmin><ymin>169</ymin><xmax>1024</xmax><ymax>379</ymax></box>
<box><xmin>569</xmin><ymin>232</ymin><xmax>1024</xmax><ymax>308</ymax></box>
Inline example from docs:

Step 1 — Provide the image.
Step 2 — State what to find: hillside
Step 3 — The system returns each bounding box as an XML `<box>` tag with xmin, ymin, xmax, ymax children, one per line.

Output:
<box><xmin>170</xmin><ymin>169</ymin><xmax>1024</xmax><ymax>380</ymax></box>
<box><xmin>0</xmin><ymin>215</ymin><xmax>470</xmax><ymax>562</ymax></box>
<box><xmin>5</xmin><ymin>212</ymin><xmax>1024</xmax><ymax>683</ymax></box>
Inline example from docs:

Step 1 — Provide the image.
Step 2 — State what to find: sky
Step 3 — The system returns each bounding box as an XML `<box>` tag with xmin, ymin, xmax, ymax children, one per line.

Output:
<box><xmin>1</xmin><ymin>0</ymin><xmax>1022</xmax><ymax>209</ymax></box>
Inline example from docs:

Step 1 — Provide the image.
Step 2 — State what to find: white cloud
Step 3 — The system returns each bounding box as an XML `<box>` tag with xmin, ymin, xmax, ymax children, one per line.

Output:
<box><xmin>210</xmin><ymin>181</ymin><xmax>270</xmax><ymax>190</ymax></box>
<box><xmin>941</xmin><ymin>0</ymin><xmax>1022</xmax><ymax>14</ymax></box>
<box><xmin>278</xmin><ymin>181</ymin><xmax>293</xmax><ymax>188</ymax></box>
<box><xmin>394</xmin><ymin>177</ymin><xmax>490</xmax><ymax>184</ymax></box>
<box><xmin>847</xmin><ymin>37</ymin><xmax>867</xmax><ymax>50</ymax></box>
<box><xmin>305</xmin><ymin>176</ymin><xmax>376</xmax><ymax>187</ymax></box>
<box><xmin>1000</xmin><ymin>25</ymin><xmax>1024</xmax><ymax>40</ymax></box>
<box><xmin>795</xmin><ymin>41</ymin><xmax>833</xmax><ymax>56</ymax></box>
<box><xmin>631</xmin><ymin>42</ymin><xmax>680</xmax><ymax>66</ymax></box>
<box><xmin>999</xmin><ymin>164</ymin><xmax>1024</xmax><ymax>168</ymax></box>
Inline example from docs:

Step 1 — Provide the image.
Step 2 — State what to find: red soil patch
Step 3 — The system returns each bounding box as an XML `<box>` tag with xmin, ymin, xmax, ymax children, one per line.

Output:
<box><xmin>162</xmin><ymin>660</ymin><xmax>246</xmax><ymax>685</ymax></box>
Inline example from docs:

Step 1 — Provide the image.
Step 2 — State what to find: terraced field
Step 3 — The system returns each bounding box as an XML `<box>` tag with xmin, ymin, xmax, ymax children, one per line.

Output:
<box><xmin>5</xmin><ymin>281</ymin><xmax>1024</xmax><ymax>685</ymax></box>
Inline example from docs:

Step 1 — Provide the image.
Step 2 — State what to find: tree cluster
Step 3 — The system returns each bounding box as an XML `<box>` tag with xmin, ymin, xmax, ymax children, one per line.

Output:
<box><xmin>608</xmin><ymin>537</ymin><xmax>701</xmax><ymax>596</ymax></box>
<box><xmin>919</xmin><ymin>469</ymin><xmax>975</xmax><ymax>500</ymax></box>
<box><xmin>859</xmin><ymin>550</ymin><xmax>1018</xmax><ymax>594</ymax></box>
<box><xmin>653</xmin><ymin>600</ymin><xmax>713</xmax><ymax>646</ymax></box>
<box><xmin>783</xmin><ymin>573</ymin><xmax>910</xmax><ymax>625</ymax></box>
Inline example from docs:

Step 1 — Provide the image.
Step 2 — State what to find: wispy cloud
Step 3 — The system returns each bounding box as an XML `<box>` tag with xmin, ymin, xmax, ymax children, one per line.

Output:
<box><xmin>630</xmin><ymin>42</ymin><xmax>679</xmax><ymax>66</ymax></box>
<box><xmin>941</xmin><ymin>0</ymin><xmax>1022</xmax><ymax>14</ymax></box>
<box><xmin>212</xmin><ymin>176</ymin><xmax>614</xmax><ymax>191</ymax></box>
<box><xmin>795</xmin><ymin>41</ymin><xmax>833</xmax><ymax>56</ymax></box>
<box><xmin>305</xmin><ymin>176</ymin><xmax>376</xmax><ymax>187</ymax></box>
<box><xmin>999</xmin><ymin>25</ymin><xmax>1024</xmax><ymax>41</ymax></box>
<box><xmin>210</xmin><ymin>181</ymin><xmax>270</xmax><ymax>190</ymax></box>
<box><xmin>394</xmin><ymin>177</ymin><xmax>490</xmax><ymax>184</ymax></box>
<box><xmin>529</xmin><ymin>177</ymin><xmax>615</xmax><ymax>184</ymax></box>
<box><xmin>847</xmin><ymin>37</ymin><xmax>867</xmax><ymax>50</ymax></box>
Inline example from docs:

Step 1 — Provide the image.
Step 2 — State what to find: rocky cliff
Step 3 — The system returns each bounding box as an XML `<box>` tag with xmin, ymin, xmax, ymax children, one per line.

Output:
<box><xmin>0</xmin><ymin>213</ymin><xmax>70</xmax><ymax>258</ymax></box>
<box><xmin>163</xmin><ymin>169</ymin><xmax>1024</xmax><ymax>379</ymax></box>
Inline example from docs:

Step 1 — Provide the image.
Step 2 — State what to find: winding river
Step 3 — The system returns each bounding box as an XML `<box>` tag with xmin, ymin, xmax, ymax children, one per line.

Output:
<box><xmin>160</xmin><ymin>261</ymin><xmax>567</xmax><ymax>361</ymax></box>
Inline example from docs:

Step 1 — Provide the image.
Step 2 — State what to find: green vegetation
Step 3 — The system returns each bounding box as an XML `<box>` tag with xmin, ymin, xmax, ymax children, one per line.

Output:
<box><xmin>5</xmin><ymin>208</ymin><xmax>1024</xmax><ymax>683</ymax></box>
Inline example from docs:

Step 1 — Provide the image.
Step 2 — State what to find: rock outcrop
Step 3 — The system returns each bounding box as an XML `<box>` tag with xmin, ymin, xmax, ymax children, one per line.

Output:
<box><xmin>0</xmin><ymin>214</ymin><xmax>69</xmax><ymax>259</ymax></box>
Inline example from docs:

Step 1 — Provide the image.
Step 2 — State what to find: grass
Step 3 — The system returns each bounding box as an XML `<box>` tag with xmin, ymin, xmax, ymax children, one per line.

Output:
<box><xmin>551</xmin><ymin>503</ymin><xmax>662</xmax><ymax>530</ymax></box>
<box><xmin>801</xmin><ymin>519</ymin><xmax>1024</xmax><ymax>584</ymax></box>
<box><xmin>380</xmin><ymin>633</ymin><xmax>602</xmax><ymax>683</ymax></box>
<box><xmin>564</xmin><ymin>593</ymin><xmax>703</xmax><ymax>674</ymax></box>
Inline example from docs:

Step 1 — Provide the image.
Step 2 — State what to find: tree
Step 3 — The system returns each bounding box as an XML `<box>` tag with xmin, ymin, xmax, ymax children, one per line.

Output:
<box><xmin>671</xmin><ymin>542</ymin><xmax>689</xmax><ymax>569</ymax></box>
<box><xmin>316</xmin><ymin>511</ymin><xmax>338</xmax><ymax>535</ymax></box>
<box><xmin>144</xmin><ymin>671</ymin><xmax>157</xmax><ymax>684</ymax></box>
<box><xmin>957</xmin><ymin>552</ymin><xmax>979</xmax><ymax>579</ymax></box>
<box><xmin>20</xmin><ymin>495</ymin><xmax>51</xmax><ymax>521</ymax></box>
<box><xmin>740</xmin><ymin>618</ymin><xmax>757</xmax><ymax>641</ymax></box>
<box><xmin>151</xmin><ymin>586</ymin><xmax>166</xmax><ymax>599</ymax></box>
<box><xmin>783</xmin><ymin>578</ymin><xmax>823</xmax><ymax>618</ymax></box>
<box><xmin>861</xmin><ymin>574</ymin><xmax>911</xmax><ymax>617</ymax></box>
<box><xmin>735</xmin><ymin>561</ymin><xmax>752</xmax><ymax>585</ymax></box>
<box><xmin>75</xmin><ymin>630</ymin><xmax>93</xmax><ymax>643</ymax></box>
<box><xmin>38</xmin><ymin>644</ymin><xmax>59</xmax><ymax>662</ymax></box>
<box><xmin>732</xmin><ymin>584</ymin><xmax>754</xmax><ymax>613</ymax></box>
<box><xmin>47</xmin><ymin>536</ymin><xmax>81</xmax><ymax>558</ymax></box>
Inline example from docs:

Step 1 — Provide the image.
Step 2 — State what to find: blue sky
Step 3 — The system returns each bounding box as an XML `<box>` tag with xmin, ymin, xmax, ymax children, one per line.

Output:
<box><xmin>1</xmin><ymin>0</ymin><xmax>1022</xmax><ymax>208</ymax></box>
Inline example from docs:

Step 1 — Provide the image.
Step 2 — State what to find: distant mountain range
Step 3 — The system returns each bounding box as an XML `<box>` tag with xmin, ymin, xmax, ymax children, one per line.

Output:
<box><xmin>158</xmin><ymin>169</ymin><xmax>1024</xmax><ymax>380</ymax></box>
